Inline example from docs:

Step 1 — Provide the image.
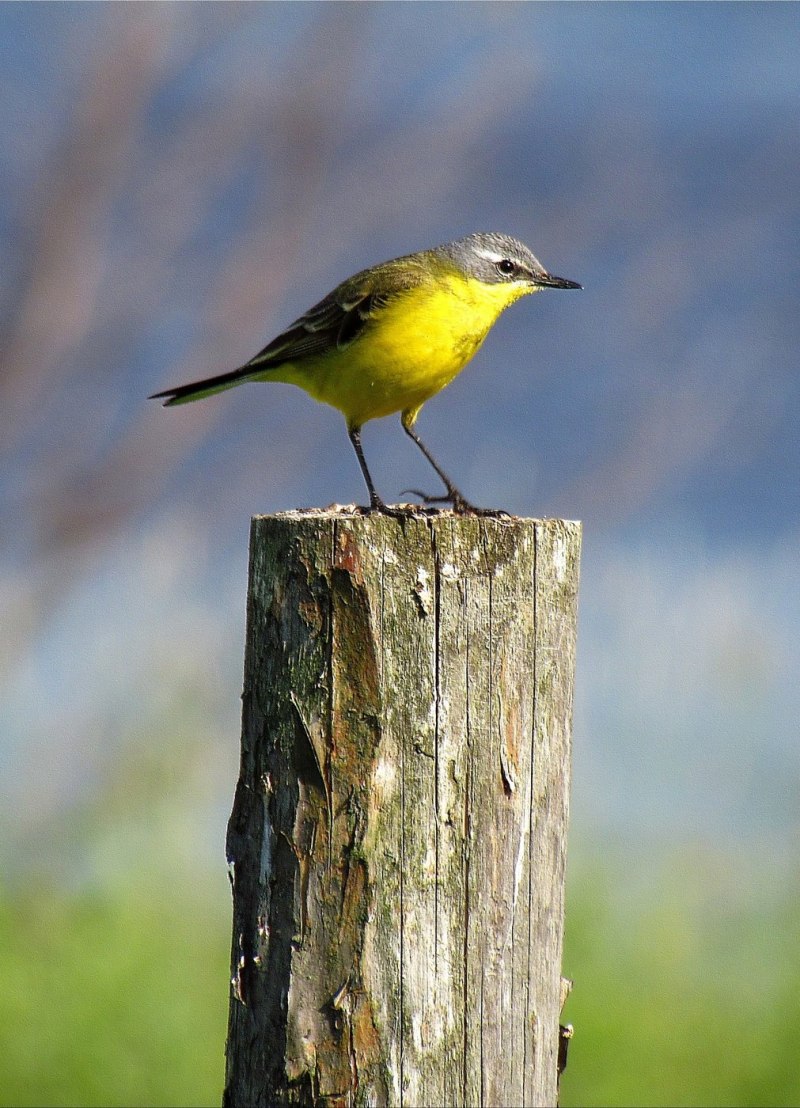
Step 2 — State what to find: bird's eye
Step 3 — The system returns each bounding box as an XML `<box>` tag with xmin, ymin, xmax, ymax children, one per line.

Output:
<box><xmin>496</xmin><ymin>258</ymin><xmax>516</xmax><ymax>276</ymax></box>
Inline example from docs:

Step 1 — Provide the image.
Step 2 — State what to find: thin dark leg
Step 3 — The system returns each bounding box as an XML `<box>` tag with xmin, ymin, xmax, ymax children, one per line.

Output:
<box><xmin>402</xmin><ymin>421</ymin><xmax>463</xmax><ymax>501</ymax></box>
<box><xmin>348</xmin><ymin>425</ymin><xmax>418</xmax><ymax>517</ymax></box>
<box><xmin>348</xmin><ymin>425</ymin><xmax>385</xmax><ymax>511</ymax></box>
<box><xmin>401</xmin><ymin>415</ymin><xmax>495</xmax><ymax>515</ymax></box>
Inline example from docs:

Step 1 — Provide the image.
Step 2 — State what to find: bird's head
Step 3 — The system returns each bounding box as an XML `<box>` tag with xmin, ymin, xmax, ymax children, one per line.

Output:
<box><xmin>436</xmin><ymin>232</ymin><xmax>581</xmax><ymax>294</ymax></box>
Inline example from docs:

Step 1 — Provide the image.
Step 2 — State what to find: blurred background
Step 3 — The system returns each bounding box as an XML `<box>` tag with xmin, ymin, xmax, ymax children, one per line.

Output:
<box><xmin>2</xmin><ymin>3</ymin><xmax>798</xmax><ymax>1105</ymax></box>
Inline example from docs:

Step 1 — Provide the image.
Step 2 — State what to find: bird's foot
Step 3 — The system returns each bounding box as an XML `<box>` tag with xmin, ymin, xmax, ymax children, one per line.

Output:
<box><xmin>400</xmin><ymin>488</ymin><xmax>508</xmax><ymax>518</ymax></box>
<box><xmin>362</xmin><ymin>496</ymin><xmax>427</xmax><ymax>519</ymax></box>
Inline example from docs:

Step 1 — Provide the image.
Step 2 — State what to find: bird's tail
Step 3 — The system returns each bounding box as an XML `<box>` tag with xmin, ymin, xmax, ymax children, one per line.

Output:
<box><xmin>149</xmin><ymin>365</ymin><xmax>257</xmax><ymax>406</ymax></box>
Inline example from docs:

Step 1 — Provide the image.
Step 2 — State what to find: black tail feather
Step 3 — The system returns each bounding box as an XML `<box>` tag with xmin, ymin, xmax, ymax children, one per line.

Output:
<box><xmin>149</xmin><ymin>366</ymin><xmax>253</xmax><ymax>406</ymax></box>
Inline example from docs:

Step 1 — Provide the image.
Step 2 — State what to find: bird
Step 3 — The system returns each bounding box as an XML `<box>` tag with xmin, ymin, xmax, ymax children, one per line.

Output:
<box><xmin>150</xmin><ymin>232</ymin><xmax>581</xmax><ymax>515</ymax></box>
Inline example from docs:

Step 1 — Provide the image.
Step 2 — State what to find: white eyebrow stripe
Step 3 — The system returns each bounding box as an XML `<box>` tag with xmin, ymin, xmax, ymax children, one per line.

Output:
<box><xmin>476</xmin><ymin>248</ymin><xmax>509</xmax><ymax>264</ymax></box>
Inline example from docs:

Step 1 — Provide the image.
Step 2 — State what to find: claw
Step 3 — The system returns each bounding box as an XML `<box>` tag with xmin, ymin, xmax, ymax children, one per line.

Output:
<box><xmin>365</xmin><ymin>496</ymin><xmax>421</xmax><ymax>519</ymax></box>
<box><xmin>398</xmin><ymin>487</ymin><xmax>506</xmax><ymax>518</ymax></box>
<box><xmin>399</xmin><ymin>487</ymin><xmax>447</xmax><ymax>504</ymax></box>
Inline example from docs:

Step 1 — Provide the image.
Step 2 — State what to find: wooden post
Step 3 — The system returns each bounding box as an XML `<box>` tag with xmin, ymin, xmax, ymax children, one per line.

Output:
<box><xmin>223</xmin><ymin>511</ymin><xmax>580</xmax><ymax>1108</ymax></box>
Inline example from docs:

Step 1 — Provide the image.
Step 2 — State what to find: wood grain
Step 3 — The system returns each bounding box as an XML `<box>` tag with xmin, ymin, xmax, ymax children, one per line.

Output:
<box><xmin>224</xmin><ymin>512</ymin><xmax>580</xmax><ymax>1108</ymax></box>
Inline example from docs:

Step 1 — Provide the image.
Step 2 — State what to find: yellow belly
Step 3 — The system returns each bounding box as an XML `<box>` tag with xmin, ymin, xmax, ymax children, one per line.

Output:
<box><xmin>272</xmin><ymin>275</ymin><xmax>532</xmax><ymax>427</ymax></box>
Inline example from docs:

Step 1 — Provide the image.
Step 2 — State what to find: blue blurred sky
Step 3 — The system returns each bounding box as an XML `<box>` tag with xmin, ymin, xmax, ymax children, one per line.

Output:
<box><xmin>1</xmin><ymin>3</ymin><xmax>798</xmax><ymax>888</ymax></box>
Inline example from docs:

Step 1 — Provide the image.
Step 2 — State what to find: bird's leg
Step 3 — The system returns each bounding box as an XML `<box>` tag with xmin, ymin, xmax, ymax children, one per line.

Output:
<box><xmin>348</xmin><ymin>425</ymin><xmax>412</xmax><ymax>517</ymax></box>
<box><xmin>400</xmin><ymin>414</ymin><xmax>498</xmax><ymax>516</ymax></box>
<box><xmin>348</xmin><ymin>425</ymin><xmax>385</xmax><ymax>510</ymax></box>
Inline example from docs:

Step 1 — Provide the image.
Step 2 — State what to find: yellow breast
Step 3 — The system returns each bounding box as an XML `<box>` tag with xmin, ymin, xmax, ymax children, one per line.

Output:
<box><xmin>282</xmin><ymin>273</ymin><xmax>533</xmax><ymax>427</ymax></box>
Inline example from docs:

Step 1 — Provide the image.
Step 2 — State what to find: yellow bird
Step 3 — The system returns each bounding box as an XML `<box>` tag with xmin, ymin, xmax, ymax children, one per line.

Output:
<box><xmin>150</xmin><ymin>232</ymin><xmax>581</xmax><ymax>514</ymax></box>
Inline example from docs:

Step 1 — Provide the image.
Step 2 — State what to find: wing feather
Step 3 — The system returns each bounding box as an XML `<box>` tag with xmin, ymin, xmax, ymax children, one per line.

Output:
<box><xmin>244</xmin><ymin>261</ymin><xmax>427</xmax><ymax>371</ymax></box>
<box><xmin>151</xmin><ymin>256</ymin><xmax>432</xmax><ymax>405</ymax></box>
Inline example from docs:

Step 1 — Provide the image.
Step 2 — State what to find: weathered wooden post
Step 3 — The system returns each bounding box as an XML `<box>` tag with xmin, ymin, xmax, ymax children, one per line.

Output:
<box><xmin>223</xmin><ymin>511</ymin><xmax>580</xmax><ymax>1108</ymax></box>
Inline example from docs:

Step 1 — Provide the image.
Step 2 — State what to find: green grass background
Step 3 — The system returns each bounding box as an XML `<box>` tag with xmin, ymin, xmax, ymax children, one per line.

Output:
<box><xmin>0</xmin><ymin>875</ymin><xmax>230</xmax><ymax>1108</ymax></box>
<box><xmin>2</xmin><ymin>844</ymin><xmax>798</xmax><ymax>1107</ymax></box>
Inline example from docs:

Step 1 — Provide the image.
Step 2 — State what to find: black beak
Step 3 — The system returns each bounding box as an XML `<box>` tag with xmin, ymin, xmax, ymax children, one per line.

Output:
<box><xmin>534</xmin><ymin>272</ymin><xmax>582</xmax><ymax>290</ymax></box>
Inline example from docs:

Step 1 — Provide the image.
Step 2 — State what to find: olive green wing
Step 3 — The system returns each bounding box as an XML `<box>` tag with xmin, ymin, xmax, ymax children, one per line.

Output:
<box><xmin>244</xmin><ymin>259</ymin><xmax>429</xmax><ymax>370</ymax></box>
<box><xmin>150</xmin><ymin>258</ymin><xmax>428</xmax><ymax>406</ymax></box>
